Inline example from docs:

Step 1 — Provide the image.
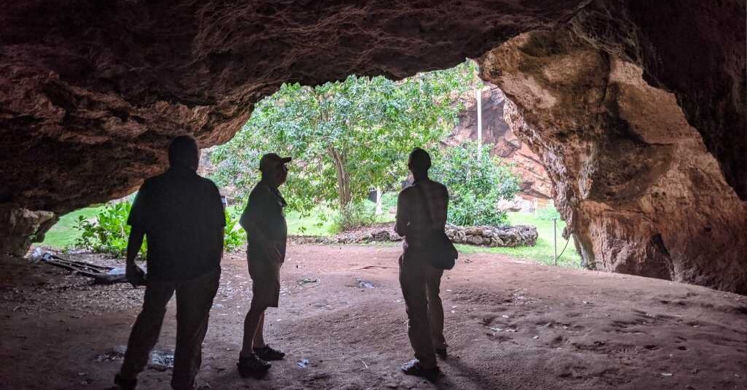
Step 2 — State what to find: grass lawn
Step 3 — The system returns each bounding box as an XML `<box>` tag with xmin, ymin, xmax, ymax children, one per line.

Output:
<box><xmin>41</xmin><ymin>207</ymin><xmax>104</xmax><ymax>249</ymax></box>
<box><xmin>285</xmin><ymin>208</ymin><xmax>340</xmax><ymax>236</ymax></box>
<box><xmin>456</xmin><ymin>212</ymin><xmax>581</xmax><ymax>268</ymax></box>
<box><xmin>43</xmin><ymin>203</ymin><xmax>580</xmax><ymax>269</ymax></box>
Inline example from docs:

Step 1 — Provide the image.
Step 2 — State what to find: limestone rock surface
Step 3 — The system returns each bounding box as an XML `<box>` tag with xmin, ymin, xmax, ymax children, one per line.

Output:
<box><xmin>0</xmin><ymin>205</ymin><xmax>57</xmax><ymax>257</ymax></box>
<box><xmin>480</xmin><ymin>29</ymin><xmax>747</xmax><ymax>293</ymax></box>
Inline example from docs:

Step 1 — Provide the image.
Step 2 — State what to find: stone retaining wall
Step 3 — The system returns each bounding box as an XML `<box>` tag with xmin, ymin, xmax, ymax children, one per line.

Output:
<box><xmin>291</xmin><ymin>223</ymin><xmax>538</xmax><ymax>248</ymax></box>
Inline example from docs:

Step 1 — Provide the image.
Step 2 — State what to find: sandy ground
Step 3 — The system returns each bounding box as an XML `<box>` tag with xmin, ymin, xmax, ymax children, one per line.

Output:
<box><xmin>1</xmin><ymin>244</ymin><xmax>745</xmax><ymax>390</ymax></box>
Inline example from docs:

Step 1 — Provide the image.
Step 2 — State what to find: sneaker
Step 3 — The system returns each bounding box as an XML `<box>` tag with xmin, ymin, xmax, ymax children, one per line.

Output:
<box><xmin>237</xmin><ymin>354</ymin><xmax>271</xmax><ymax>378</ymax></box>
<box><xmin>253</xmin><ymin>345</ymin><xmax>286</xmax><ymax>361</ymax></box>
<box><xmin>435</xmin><ymin>347</ymin><xmax>447</xmax><ymax>359</ymax></box>
<box><xmin>114</xmin><ymin>373</ymin><xmax>137</xmax><ymax>390</ymax></box>
<box><xmin>401</xmin><ymin>359</ymin><xmax>440</xmax><ymax>381</ymax></box>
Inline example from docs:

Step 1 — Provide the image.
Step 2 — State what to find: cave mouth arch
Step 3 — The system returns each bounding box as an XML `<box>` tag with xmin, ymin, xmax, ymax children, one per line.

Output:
<box><xmin>1</xmin><ymin>0</ymin><xmax>745</xmax><ymax>293</ymax></box>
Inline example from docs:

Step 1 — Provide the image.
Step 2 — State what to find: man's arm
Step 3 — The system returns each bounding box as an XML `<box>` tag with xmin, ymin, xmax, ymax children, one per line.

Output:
<box><xmin>395</xmin><ymin>190</ymin><xmax>409</xmax><ymax>237</ymax></box>
<box><xmin>126</xmin><ymin>226</ymin><xmax>145</xmax><ymax>268</ymax></box>
<box><xmin>125</xmin><ymin>185</ymin><xmax>148</xmax><ymax>286</ymax></box>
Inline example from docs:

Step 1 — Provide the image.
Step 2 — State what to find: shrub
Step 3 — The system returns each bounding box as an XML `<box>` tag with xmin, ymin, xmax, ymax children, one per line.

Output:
<box><xmin>431</xmin><ymin>142</ymin><xmax>520</xmax><ymax>226</ymax></box>
<box><xmin>75</xmin><ymin>200</ymin><xmax>247</xmax><ymax>256</ymax></box>
<box><xmin>536</xmin><ymin>206</ymin><xmax>561</xmax><ymax>221</ymax></box>
<box><xmin>224</xmin><ymin>208</ymin><xmax>246</xmax><ymax>252</ymax></box>
<box><xmin>335</xmin><ymin>202</ymin><xmax>378</xmax><ymax>231</ymax></box>
<box><xmin>74</xmin><ymin>201</ymin><xmax>146</xmax><ymax>257</ymax></box>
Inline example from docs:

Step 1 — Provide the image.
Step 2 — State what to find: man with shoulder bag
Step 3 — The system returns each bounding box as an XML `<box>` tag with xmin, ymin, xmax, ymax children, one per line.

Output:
<box><xmin>394</xmin><ymin>148</ymin><xmax>457</xmax><ymax>380</ymax></box>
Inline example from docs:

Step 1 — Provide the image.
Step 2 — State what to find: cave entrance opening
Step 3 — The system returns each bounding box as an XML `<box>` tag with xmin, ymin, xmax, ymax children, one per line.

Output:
<box><xmin>38</xmin><ymin>60</ymin><xmax>572</xmax><ymax>269</ymax></box>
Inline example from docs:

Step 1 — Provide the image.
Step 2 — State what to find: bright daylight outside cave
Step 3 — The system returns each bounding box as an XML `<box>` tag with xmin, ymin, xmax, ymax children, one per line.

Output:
<box><xmin>0</xmin><ymin>1</ymin><xmax>745</xmax><ymax>390</ymax></box>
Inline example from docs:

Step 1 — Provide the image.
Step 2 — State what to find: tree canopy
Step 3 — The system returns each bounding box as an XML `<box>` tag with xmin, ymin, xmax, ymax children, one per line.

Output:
<box><xmin>211</xmin><ymin>61</ymin><xmax>481</xmax><ymax>213</ymax></box>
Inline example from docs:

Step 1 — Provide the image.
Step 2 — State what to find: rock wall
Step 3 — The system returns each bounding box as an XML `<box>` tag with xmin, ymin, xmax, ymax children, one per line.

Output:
<box><xmin>0</xmin><ymin>205</ymin><xmax>56</xmax><ymax>257</ymax></box>
<box><xmin>448</xmin><ymin>86</ymin><xmax>552</xmax><ymax>200</ymax></box>
<box><xmin>480</xmin><ymin>29</ymin><xmax>747</xmax><ymax>293</ymax></box>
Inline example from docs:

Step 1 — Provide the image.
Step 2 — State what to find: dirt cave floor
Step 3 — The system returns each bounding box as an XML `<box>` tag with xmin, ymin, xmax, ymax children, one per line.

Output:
<box><xmin>1</xmin><ymin>244</ymin><xmax>745</xmax><ymax>390</ymax></box>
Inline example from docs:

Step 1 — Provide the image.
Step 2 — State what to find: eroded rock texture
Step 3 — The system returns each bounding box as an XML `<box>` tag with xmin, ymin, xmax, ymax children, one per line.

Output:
<box><xmin>480</xmin><ymin>29</ymin><xmax>747</xmax><ymax>293</ymax></box>
<box><xmin>0</xmin><ymin>0</ymin><xmax>585</xmax><ymax>214</ymax></box>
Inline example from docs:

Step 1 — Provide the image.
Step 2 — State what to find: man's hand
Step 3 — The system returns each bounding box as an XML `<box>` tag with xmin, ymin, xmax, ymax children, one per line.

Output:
<box><xmin>126</xmin><ymin>263</ymin><xmax>146</xmax><ymax>287</ymax></box>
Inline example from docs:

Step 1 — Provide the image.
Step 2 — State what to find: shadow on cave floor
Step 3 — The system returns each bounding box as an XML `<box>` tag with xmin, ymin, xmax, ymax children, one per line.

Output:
<box><xmin>1</xmin><ymin>245</ymin><xmax>745</xmax><ymax>390</ymax></box>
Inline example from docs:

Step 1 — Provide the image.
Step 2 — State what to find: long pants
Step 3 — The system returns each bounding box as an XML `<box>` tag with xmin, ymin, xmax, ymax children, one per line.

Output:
<box><xmin>399</xmin><ymin>253</ymin><xmax>446</xmax><ymax>369</ymax></box>
<box><xmin>119</xmin><ymin>269</ymin><xmax>220</xmax><ymax>390</ymax></box>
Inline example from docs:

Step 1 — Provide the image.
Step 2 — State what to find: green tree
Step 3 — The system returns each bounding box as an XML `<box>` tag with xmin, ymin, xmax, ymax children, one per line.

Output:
<box><xmin>212</xmin><ymin>61</ymin><xmax>481</xmax><ymax>217</ymax></box>
<box><xmin>431</xmin><ymin>142</ymin><xmax>520</xmax><ymax>226</ymax></box>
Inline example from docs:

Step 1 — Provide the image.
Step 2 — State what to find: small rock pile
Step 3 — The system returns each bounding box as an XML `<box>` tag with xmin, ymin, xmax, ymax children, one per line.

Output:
<box><xmin>291</xmin><ymin>223</ymin><xmax>537</xmax><ymax>248</ymax></box>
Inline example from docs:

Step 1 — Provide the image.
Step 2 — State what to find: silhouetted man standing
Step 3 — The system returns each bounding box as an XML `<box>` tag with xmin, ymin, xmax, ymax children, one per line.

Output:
<box><xmin>237</xmin><ymin>153</ymin><xmax>290</xmax><ymax>376</ymax></box>
<box><xmin>395</xmin><ymin>148</ymin><xmax>449</xmax><ymax>379</ymax></box>
<box><xmin>115</xmin><ymin>136</ymin><xmax>225</xmax><ymax>390</ymax></box>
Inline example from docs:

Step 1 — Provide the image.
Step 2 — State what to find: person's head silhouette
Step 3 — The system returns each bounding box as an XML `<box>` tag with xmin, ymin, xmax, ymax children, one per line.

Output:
<box><xmin>408</xmin><ymin>148</ymin><xmax>431</xmax><ymax>178</ymax></box>
<box><xmin>259</xmin><ymin>153</ymin><xmax>292</xmax><ymax>187</ymax></box>
<box><xmin>168</xmin><ymin>135</ymin><xmax>199</xmax><ymax>171</ymax></box>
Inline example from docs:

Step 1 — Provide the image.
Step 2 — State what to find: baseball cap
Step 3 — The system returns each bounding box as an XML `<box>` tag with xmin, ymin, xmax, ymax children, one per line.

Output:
<box><xmin>259</xmin><ymin>153</ymin><xmax>292</xmax><ymax>172</ymax></box>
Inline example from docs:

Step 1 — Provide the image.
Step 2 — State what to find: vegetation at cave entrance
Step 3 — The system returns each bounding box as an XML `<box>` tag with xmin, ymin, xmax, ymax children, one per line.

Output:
<box><xmin>211</xmin><ymin>61</ymin><xmax>482</xmax><ymax>224</ymax></box>
<box><xmin>431</xmin><ymin>142</ymin><xmax>520</xmax><ymax>226</ymax></box>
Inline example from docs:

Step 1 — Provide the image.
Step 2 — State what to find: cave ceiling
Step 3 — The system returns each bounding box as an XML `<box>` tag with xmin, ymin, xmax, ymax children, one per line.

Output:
<box><xmin>0</xmin><ymin>0</ymin><xmax>744</xmax><ymax>214</ymax></box>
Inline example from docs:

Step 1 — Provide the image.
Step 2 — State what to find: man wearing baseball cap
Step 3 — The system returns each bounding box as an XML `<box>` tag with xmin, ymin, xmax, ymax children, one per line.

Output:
<box><xmin>237</xmin><ymin>153</ymin><xmax>291</xmax><ymax>376</ymax></box>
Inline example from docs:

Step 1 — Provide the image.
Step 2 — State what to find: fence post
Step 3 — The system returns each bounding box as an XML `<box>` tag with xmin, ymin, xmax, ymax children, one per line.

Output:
<box><xmin>553</xmin><ymin>218</ymin><xmax>557</xmax><ymax>266</ymax></box>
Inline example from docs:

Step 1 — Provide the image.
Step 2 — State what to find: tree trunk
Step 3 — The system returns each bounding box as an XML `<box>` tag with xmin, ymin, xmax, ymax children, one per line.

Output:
<box><xmin>328</xmin><ymin>147</ymin><xmax>352</xmax><ymax>210</ymax></box>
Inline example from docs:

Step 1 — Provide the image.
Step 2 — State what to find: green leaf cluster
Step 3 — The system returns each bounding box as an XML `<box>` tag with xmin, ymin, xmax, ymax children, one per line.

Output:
<box><xmin>74</xmin><ymin>201</ymin><xmax>146</xmax><ymax>257</ymax></box>
<box><xmin>223</xmin><ymin>208</ymin><xmax>246</xmax><ymax>251</ymax></box>
<box><xmin>211</xmin><ymin>61</ymin><xmax>481</xmax><ymax>215</ymax></box>
<box><xmin>74</xmin><ymin>201</ymin><xmax>246</xmax><ymax>256</ymax></box>
<box><xmin>431</xmin><ymin>142</ymin><xmax>521</xmax><ymax>226</ymax></box>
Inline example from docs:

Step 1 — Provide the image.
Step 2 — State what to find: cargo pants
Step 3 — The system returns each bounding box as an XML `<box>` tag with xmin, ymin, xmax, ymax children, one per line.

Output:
<box><xmin>119</xmin><ymin>269</ymin><xmax>220</xmax><ymax>390</ymax></box>
<box><xmin>399</xmin><ymin>251</ymin><xmax>446</xmax><ymax>369</ymax></box>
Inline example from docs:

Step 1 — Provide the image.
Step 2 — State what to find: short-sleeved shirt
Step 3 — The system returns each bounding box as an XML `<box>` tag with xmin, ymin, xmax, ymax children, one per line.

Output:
<box><xmin>127</xmin><ymin>166</ymin><xmax>225</xmax><ymax>281</ymax></box>
<box><xmin>395</xmin><ymin>179</ymin><xmax>449</xmax><ymax>248</ymax></box>
<box><xmin>240</xmin><ymin>180</ymin><xmax>287</xmax><ymax>263</ymax></box>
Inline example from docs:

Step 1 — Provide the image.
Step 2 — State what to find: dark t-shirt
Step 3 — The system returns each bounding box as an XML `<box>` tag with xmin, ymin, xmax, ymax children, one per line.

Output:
<box><xmin>127</xmin><ymin>166</ymin><xmax>225</xmax><ymax>281</ymax></box>
<box><xmin>240</xmin><ymin>180</ymin><xmax>287</xmax><ymax>262</ymax></box>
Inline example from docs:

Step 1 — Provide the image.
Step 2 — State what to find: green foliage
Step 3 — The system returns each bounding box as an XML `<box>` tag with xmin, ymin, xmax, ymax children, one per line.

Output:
<box><xmin>431</xmin><ymin>142</ymin><xmax>520</xmax><ymax>227</ymax></box>
<box><xmin>42</xmin><ymin>206</ymin><xmax>104</xmax><ymax>249</ymax></box>
<box><xmin>335</xmin><ymin>202</ymin><xmax>379</xmax><ymax>231</ymax></box>
<box><xmin>373</xmin><ymin>192</ymin><xmax>399</xmax><ymax>212</ymax></box>
<box><xmin>536</xmin><ymin>206</ymin><xmax>561</xmax><ymax>221</ymax></box>
<box><xmin>223</xmin><ymin>208</ymin><xmax>246</xmax><ymax>252</ymax></box>
<box><xmin>211</xmin><ymin>61</ymin><xmax>482</xmax><ymax>216</ymax></box>
<box><xmin>74</xmin><ymin>201</ymin><xmax>146</xmax><ymax>257</ymax></box>
<box><xmin>74</xmin><ymin>201</ymin><xmax>246</xmax><ymax>255</ymax></box>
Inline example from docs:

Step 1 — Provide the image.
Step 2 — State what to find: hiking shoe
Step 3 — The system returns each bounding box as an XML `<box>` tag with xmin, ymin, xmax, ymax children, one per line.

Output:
<box><xmin>253</xmin><ymin>345</ymin><xmax>286</xmax><ymax>361</ymax></box>
<box><xmin>401</xmin><ymin>359</ymin><xmax>440</xmax><ymax>381</ymax></box>
<box><xmin>435</xmin><ymin>347</ymin><xmax>448</xmax><ymax>359</ymax></box>
<box><xmin>114</xmin><ymin>373</ymin><xmax>137</xmax><ymax>390</ymax></box>
<box><xmin>237</xmin><ymin>354</ymin><xmax>271</xmax><ymax>377</ymax></box>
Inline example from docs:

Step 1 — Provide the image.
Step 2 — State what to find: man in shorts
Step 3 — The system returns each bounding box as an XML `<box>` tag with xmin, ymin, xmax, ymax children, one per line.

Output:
<box><xmin>237</xmin><ymin>153</ymin><xmax>291</xmax><ymax>376</ymax></box>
